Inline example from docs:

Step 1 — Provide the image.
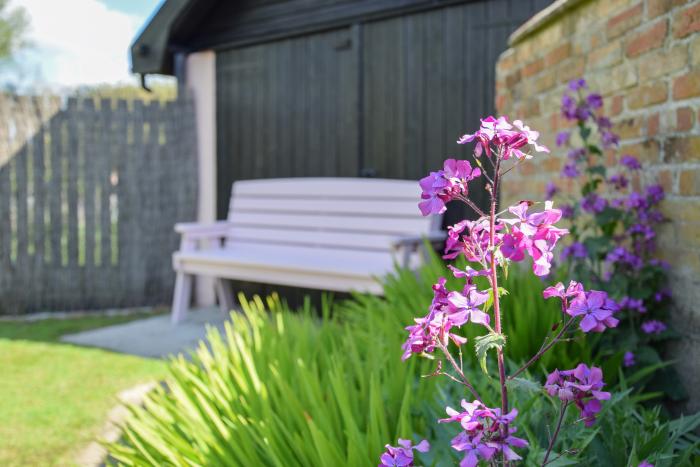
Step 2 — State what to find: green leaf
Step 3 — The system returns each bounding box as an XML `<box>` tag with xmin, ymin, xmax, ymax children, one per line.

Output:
<box><xmin>474</xmin><ymin>332</ymin><xmax>506</xmax><ymax>375</ymax></box>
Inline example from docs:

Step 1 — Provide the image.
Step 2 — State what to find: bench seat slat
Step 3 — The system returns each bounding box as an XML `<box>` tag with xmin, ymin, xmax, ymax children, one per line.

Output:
<box><xmin>230</xmin><ymin>197</ymin><xmax>421</xmax><ymax>217</ymax></box>
<box><xmin>230</xmin><ymin>212</ymin><xmax>432</xmax><ymax>235</ymax></box>
<box><xmin>227</xmin><ymin>226</ymin><xmax>401</xmax><ymax>251</ymax></box>
<box><xmin>232</xmin><ymin>177</ymin><xmax>420</xmax><ymax>199</ymax></box>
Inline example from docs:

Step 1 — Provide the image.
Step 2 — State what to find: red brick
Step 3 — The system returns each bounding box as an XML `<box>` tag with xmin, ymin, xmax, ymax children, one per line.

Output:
<box><xmin>677</xmin><ymin>107</ymin><xmax>695</xmax><ymax>132</ymax></box>
<box><xmin>625</xmin><ymin>20</ymin><xmax>668</xmax><ymax>57</ymax></box>
<box><xmin>673</xmin><ymin>2</ymin><xmax>700</xmax><ymax>38</ymax></box>
<box><xmin>680</xmin><ymin>169</ymin><xmax>700</xmax><ymax>196</ymax></box>
<box><xmin>522</xmin><ymin>58</ymin><xmax>544</xmax><ymax>78</ymax></box>
<box><xmin>589</xmin><ymin>41</ymin><xmax>622</xmax><ymax>69</ymax></box>
<box><xmin>621</xmin><ymin>140</ymin><xmax>661</xmax><ymax>165</ymax></box>
<box><xmin>610</xmin><ymin>95</ymin><xmax>624</xmax><ymax>116</ymax></box>
<box><xmin>648</xmin><ymin>113</ymin><xmax>660</xmax><ymax>137</ymax></box>
<box><xmin>627</xmin><ymin>81</ymin><xmax>668</xmax><ymax>109</ymax></box>
<box><xmin>505</xmin><ymin>70</ymin><xmax>521</xmax><ymax>88</ymax></box>
<box><xmin>657</xmin><ymin>169</ymin><xmax>673</xmax><ymax>193</ymax></box>
<box><xmin>545</xmin><ymin>43</ymin><xmax>571</xmax><ymax>67</ymax></box>
<box><xmin>607</xmin><ymin>3</ymin><xmax>643</xmax><ymax>38</ymax></box>
<box><xmin>649</xmin><ymin>0</ymin><xmax>688</xmax><ymax>18</ymax></box>
<box><xmin>614</xmin><ymin>116</ymin><xmax>645</xmax><ymax>139</ymax></box>
<box><xmin>663</xmin><ymin>136</ymin><xmax>700</xmax><ymax>162</ymax></box>
<box><xmin>673</xmin><ymin>71</ymin><xmax>700</xmax><ymax>100</ymax></box>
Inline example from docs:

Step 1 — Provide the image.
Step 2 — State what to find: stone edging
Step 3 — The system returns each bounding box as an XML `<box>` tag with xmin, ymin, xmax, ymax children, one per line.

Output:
<box><xmin>509</xmin><ymin>0</ymin><xmax>591</xmax><ymax>46</ymax></box>
<box><xmin>74</xmin><ymin>381</ymin><xmax>158</xmax><ymax>467</ymax></box>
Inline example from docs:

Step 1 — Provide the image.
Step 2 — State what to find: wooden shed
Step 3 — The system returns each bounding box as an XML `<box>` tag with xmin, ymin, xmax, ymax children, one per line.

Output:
<box><xmin>132</xmin><ymin>0</ymin><xmax>552</xmax><ymax>221</ymax></box>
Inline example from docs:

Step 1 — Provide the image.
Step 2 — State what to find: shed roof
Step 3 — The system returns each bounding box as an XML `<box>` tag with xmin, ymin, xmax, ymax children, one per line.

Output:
<box><xmin>131</xmin><ymin>0</ymin><xmax>478</xmax><ymax>76</ymax></box>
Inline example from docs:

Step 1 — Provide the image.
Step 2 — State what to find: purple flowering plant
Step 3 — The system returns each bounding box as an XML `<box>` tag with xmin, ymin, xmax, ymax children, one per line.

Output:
<box><xmin>548</xmin><ymin>78</ymin><xmax>683</xmax><ymax>398</ymax></box>
<box><xmin>385</xmin><ymin>115</ymin><xmax>618</xmax><ymax>466</ymax></box>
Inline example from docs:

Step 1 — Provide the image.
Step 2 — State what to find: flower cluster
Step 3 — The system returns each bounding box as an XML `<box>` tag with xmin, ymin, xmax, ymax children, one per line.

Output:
<box><xmin>388</xmin><ymin>113</ymin><xmax>615</xmax><ymax>466</ymax></box>
<box><xmin>457</xmin><ymin>116</ymin><xmax>549</xmax><ymax>160</ymax></box>
<box><xmin>438</xmin><ymin>400</ymin><xmax>528</xmax><ymax>467</ymax></box>
<box><xmin>547</xmin><ymin>78</ymin><xmax>675</xmax><ymax>383</ymax></box>
<box><xmin>379</xmin><ymin>439</ymin><xmax>430</xmax><ymax>467</ymax></box>
<box><xmin>419</xmin><ymin>159</ymin><xmax>481</xmax><ymax>216</ymax></box>
<box><xmin>500</xmin><ymin>201</ymin><xmax>569</xmax><ymax>276</ymax></box>
<box><xmin>545</xmin><ymin>364</ymin><xmax>611</xmax><ymax>427</ymax></box>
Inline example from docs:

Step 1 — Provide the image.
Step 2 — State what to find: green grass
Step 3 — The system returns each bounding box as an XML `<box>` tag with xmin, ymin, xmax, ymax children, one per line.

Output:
<box><xmin>0</xmin><ymin>313</ymin><xmax>167</xmax><ymax>466</ymax></box>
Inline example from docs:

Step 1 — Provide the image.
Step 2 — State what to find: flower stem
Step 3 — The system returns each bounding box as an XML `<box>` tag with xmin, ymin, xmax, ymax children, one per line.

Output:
<box><xmin>438</xmin><ymin>342</ymin><xmax>483</xmax><ymax>403</ymax></box>
<box><xmin>543</xmin><ymin>401</ymin><xmax>569</xmax><ymax>466</ymax></box>
<box><xmin>489</xmin><ymin>160</ymin><xmax>509</xmax><ymax>440</ymax></box>
<box><xmin>509</xmin><ymin>317</ymin><xmax>576</xmax><ymax>380</ymax></box>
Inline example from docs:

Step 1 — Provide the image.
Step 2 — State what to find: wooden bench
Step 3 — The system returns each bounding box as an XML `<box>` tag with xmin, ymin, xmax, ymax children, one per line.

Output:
<box><xmin>171</xmin><ymin>178</ymin><xmax>444</xmax><ymax>323</ymax></box>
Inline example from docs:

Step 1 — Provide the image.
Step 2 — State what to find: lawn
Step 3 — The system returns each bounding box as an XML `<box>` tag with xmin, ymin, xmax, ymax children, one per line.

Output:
<box><xmin>0</xmin><ymin>314</ymin><xmax>167</xmax><ymax>466</ymax></box>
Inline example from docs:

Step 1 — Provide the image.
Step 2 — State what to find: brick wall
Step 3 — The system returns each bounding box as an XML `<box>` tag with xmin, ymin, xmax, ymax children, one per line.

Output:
<box><xmin>495</xmin><ymin>0</ymin><xmax>700</xmax><ymax>411</ymax></box>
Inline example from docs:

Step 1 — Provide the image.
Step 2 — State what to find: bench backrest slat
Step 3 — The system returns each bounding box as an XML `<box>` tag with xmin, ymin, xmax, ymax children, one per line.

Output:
<box><xmin>226</xmin><ymin>178</ymin><xmax>440</xmax><ymax>254</ymax></box>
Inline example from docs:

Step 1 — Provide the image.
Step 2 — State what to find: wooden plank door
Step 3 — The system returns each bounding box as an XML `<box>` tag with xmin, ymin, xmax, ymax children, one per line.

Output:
<box><xmin>216</xmin><ymin>27</ymin><xmax>360</xmax><ymax>218</ymax></box>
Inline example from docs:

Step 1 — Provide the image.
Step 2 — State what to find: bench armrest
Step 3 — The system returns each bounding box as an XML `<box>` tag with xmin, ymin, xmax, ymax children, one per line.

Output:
<box><xmin>391</xmin><ymin>232</ymin><xmax>445</xmax><ymax>268</ymax></box>
<box><xmin>174</xmin><ymin>221</ymin><xmax>232</xmax><ymax>239</ymax></box>
<box><xmin>391</xmin><ymin>232</ymin><xmax>446</xmax><ymax>248</ymax></box>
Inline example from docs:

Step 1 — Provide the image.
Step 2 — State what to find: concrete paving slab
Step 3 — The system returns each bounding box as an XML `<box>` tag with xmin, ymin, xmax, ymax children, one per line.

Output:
<box><xmin>60</xmin><ymin>307</ymin><xmax>230</xmax><ymax>358</ymax></box>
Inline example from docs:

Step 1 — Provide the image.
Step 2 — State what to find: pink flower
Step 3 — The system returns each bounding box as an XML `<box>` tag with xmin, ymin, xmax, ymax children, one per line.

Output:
<box><xmin>447</xmin><ymin>283</ymin><xmax>491</xmax><ymax>327</ymax></box>
<box><xmin>439</xmin><ymin>400</ymin><xmax>528</xmax><ymax>467</ymax></box>
<box><xmin>543</xmin><ymin>280</ymin><xmax>585</xmax><ymax>302</ymax></box>
<box><xmin>418</xmin><ymin>159</ymin><xmax>481</xmax><ymax>216</ymax></box>
<box><xmin>567</xmin><ymin>290</ymin><xmax>619</xmax><ymax>333</ymax></box>
<box><xmin>545</xmin><ymin>364</ymin><xmax>611</xmax><ymax>427</ymax></box>
<box><xmin>444</xmin><ymin>219</ymin><xmax>496</xmax><ymax>263</ymax></box>
<box><xmin>501</xmin><ymin>201</ymin><xmax>569</xmax><ymax>276</ymax></box>
<box><xmin>379</xmin><ymin>438</ymin><xmax>430</xmax><ymax>466</ymax></box>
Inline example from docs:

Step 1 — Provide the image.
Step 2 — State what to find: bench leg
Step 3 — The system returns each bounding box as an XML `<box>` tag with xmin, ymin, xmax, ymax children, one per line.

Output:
<box><xmin>214</xmin><ymin>278</ymin><xmax>235</xmax><ymax>315</ymax></box>
<box><xmin>172</xmin><ymin>272</ymin><xmax>193</xmax><ymax>324</ymax></box>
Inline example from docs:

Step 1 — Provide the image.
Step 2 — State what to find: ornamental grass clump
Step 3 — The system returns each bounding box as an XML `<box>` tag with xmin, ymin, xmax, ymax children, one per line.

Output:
<box><xmin>549</xmin><ymin>78</ymin><xmax>682</xmax><ymax>398</ymax></box>
<box><xmin>387</xmin><ymin>115</ymin><xmax>620</xmax><ymax>466</ymax></box>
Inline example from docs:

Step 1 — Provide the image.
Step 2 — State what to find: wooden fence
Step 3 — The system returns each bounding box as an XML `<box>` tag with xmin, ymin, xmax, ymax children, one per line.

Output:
<box><xmin>0</xmin><ymin>96</ymin><xmax>197</xmax><ymax>314</ymax></box>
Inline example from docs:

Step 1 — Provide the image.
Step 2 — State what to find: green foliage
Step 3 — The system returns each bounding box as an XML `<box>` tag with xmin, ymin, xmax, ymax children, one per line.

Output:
<box><xmin>109</xmin><ymin>294</ymin><xmax>440</xmax><ymax>466</ymax></box>
<box><xmin>0</xmin><ymin>0</ymin><xmax>28</xmax><ymax>62</ymax></box>
<box><xmin>108</xmin><ymin>259</ymin><xmax>697</xmax><ymax>466</ymax></box>
<box><xmin>474</xmin><ymin>332</ymin><xmax>505</xmax><ymax>375</ymax></box>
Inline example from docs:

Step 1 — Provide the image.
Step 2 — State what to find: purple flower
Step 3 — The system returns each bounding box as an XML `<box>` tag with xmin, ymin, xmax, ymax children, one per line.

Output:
<box><xmin>580</xmin><ymin>193</ymin><xmax>607</xmax><ymax>213</ymax></box>
<box><xmin>545</xmin><ymin>181</ymin><xmax>559</xmax><ymax>199</ymax></box>
<box><xmin>623</xmin><ymin>351</ymin><xmax>635</xmax><ymax>367</ymax></box>
<box><xmin>628</xmin><ymin>223</ymin><xmax>655</xmax><ymax>240</ymax></box>
<box><xmin>561</xmin><ymin>94</ymin><xmax>579</xmax><ymax>120</ymax></box>
<box><xmin>619</xmin><ymin>296</ymin><xmax>647</xmax><ymax>313</ymax></box>
<box><xmin>567</xmin><ymin>148</ymin><xmax>586</xmax><ymax>162</ymax></box>
<box><xmin>586</xmin><ymin>93</ymin><xmax>603</xmax><ymax>109</ymax></box>
<box><xmin>654</xmin><ymin>287</ymin><xmax>671</xmax><ymax>302</ymax></box>
<box><xmin>646</xmin><ymin>184</ymin><xmax>664</xmax><ymax>204</ymax></box>
<box><xmin>439</xmin><ymin>400</ymin><xmax>528</xmax><ymax>466</ymax></box>
<box><xmin>379</xmin><ymin>439</ymin><xmax>430</xmax><ymax>466</ymax></box>
<box><xmin>606</xmin><ymin>247</ymin><xmax>643</xmax><ymax>270</ymax></box>
<box><xmin>562</xmin><ymin>163</ymin><xmax>580</xmax><ymax>178</ymax></box>
<box><xmin>568</xmin><ymin>78</ymin><xmax>587</xmax><ymax>91</ymax></box>
<box><xmin>561</xmin><ymin>242</ymin><xmax>588</xmax><ymax>261</ymax></box>
<box><xmin>567</xmin><ymin>290</ymin><xmax>619</xmax><ymax>333</ymax></box>
<box><xmin>545</xmin><ymin>364</ymin><xmax>611</xmax><ymax>427</ymax></box>
<box><xmin>556</xmin><ymin>131</ymin><xmax>571</xmax><ymax>146</ymax></box>
<box><xmin>638</xmin><ymin>461</ymin><xmax>654</xmax><ymax>467</ymax></box>
<box><xmin>418</xmin><ymin>159</ymin><xmax>481</xmax><ymax>216</ymax></box>
<box><xmin>447</xmin><ymin>283</ymin><xmax>491</xmax><ymax>327</ymax></box>
<box><xmin>601</xmin><ymin>131</ymin><xmax>619</xmax><ymax>148</ymax></box>
<box><xmin>608</xmin><ymin>174</ymin><xmax>628</xmax><ymax>190</ymax></box>
<box><xmin>560</xmin><ymin>204</ymin><xmax>574</xmax><ymax>219</ymax></box>
<box><xmin>620</xmin><ymin>154</ymin><xmax>641</xmax><ymax>170</ymax></box>
<box><xmin>625</xmin><ymin>191</ymin><xmax>648</xmax><ymax>211</ymax></box>
<box><xmin>641</xmin><ymin>320</ymin><xmax>667</xmax><ymax>335</ymax></box>
<box><xmin>597</xmin><ymin>116</ymin><xmax>612</xmax><ymax>129</ymax></box>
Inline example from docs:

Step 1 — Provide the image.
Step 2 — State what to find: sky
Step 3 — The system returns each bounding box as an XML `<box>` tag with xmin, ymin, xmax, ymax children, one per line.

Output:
<box><xmin>2</xmin><ymin>0</ymin><xmax>166</xmax><ymax>90</ymax></box>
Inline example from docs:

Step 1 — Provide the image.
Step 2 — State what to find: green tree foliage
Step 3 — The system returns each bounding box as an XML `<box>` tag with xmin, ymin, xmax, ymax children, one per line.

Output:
<box><xmin>0</xmin><ymin>0</ymin><xmax>28</xmax><ymax>62</ymax></box>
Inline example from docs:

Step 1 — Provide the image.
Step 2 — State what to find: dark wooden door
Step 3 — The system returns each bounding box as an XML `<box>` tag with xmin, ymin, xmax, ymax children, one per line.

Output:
<box><xmin>361</xmin><ymin>0</ymin><xmax>553</xmax><ymax>225</ymax></box>
<box><xmin>216</xmin><ymin>27</ymin><xmax>359</xmax><ymax>217</ymax></box>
